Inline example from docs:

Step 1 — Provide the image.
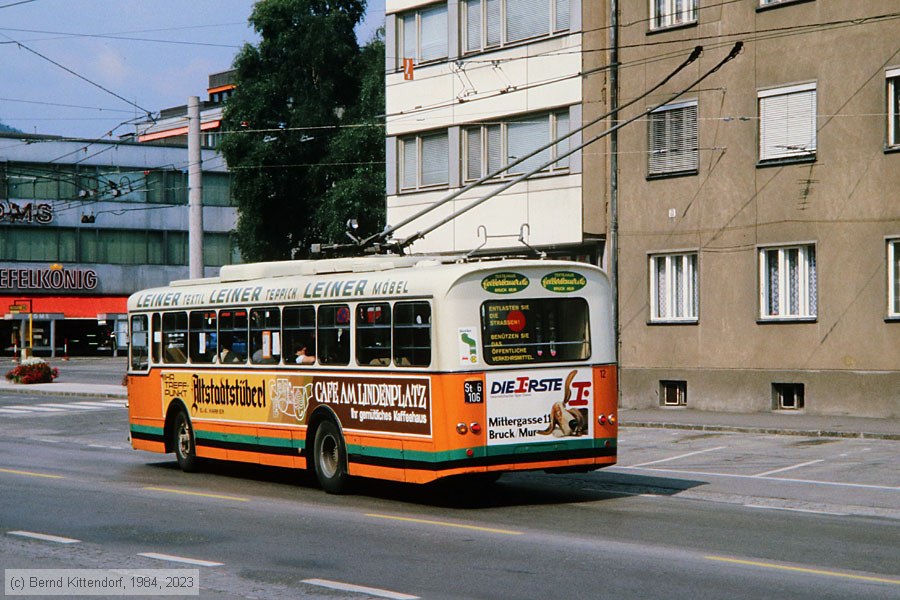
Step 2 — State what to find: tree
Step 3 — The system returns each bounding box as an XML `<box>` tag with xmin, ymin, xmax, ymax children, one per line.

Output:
<box><xmin>220</xmin><ymin>0</ymin><xmax>369</xmax><ymax>262</ymax></box>
<box><xmin>314</xmin><ymin>30</ymin><xmax>385</xmax><ymax>246</ymax></box>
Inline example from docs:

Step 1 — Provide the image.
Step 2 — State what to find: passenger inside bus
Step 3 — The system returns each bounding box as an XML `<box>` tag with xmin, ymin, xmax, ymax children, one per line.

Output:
<box><xmin>218</xmin><ymin>337</ymin><xmax>241</xmax><ymax>363</ymax></box>
<box><xmin>294</xmin><ymin>343</ymin><xmax>316</xmax><ymax>365</ymax></box>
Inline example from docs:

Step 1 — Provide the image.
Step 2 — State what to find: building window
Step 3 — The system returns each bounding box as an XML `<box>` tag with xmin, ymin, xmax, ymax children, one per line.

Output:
<box><xmin>772</xmin><ymin>383</ymin><xmax>804</xmax><ymax>410</ymax></box>
<box><xmin>887</xmin><ymin>69</ymin><xmax>900</xmax><ymax>148</ymax></box>
<box><xmin>759</xmin><ymin>244</ymin><xmax>817</xmax><ymax>320</ymax></box>
<box><xmin>651</xmin><ymin>252</ymin><xmax>698</xmax><ymax>322</ymax></box>
<box><xmin>462</xmin><ymin>0</ymin><xmax>569</xmax><ymax>54</ymax></box>
<box><xmin>463</xmin><ymin>110</ymin><xmax>569</xmax><ymax>181</ymax></box>
<box><xmin>758</xmin><ymin>83</ymin><xmax>817</xmax><ymax>162</ymax></box>
<box><xmin>398</xmin><ymin>3</ymin><xmax>448</xmax><ymax>67</ymax></box>
<box><xmin>648</xmin><ymin>101</ymin><xmax>698</xmax><ymax>176</ymax></box>
<box><xmin>660</xmin><ymin>380</ymin><xmax>687</xmax><ymax>406</ymax></box>
<box><xmin>888</xmin><ymin>239</ymin><xmax>900</xmax><ymax>318</ymax></box>
<box><xmin>399</xmin><ymin>131</ymin><xmax>449</xmax><ymax>191</ymax></box>
<box><xmin>651</xmin><ymin>0</ymin><xmax>697</xmax><ymax>30</ymax></box>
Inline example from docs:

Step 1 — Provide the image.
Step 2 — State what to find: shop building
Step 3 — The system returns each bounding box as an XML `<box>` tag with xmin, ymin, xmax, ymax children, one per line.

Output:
<box><xmin>0</xmin><ymin>132</ymin><xmax>237</xmax><ymax>357</ymax></box>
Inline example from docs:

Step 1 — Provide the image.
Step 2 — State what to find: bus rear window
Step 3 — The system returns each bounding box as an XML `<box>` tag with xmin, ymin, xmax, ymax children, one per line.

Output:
<box><xmin>481</xmin><ymin>298</ymin><xmax>590</xmax><ymax>365</ymax></box>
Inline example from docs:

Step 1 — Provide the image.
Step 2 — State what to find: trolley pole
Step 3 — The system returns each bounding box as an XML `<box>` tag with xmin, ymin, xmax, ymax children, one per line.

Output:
<box><xmin>188</xmin><ymin>96</ymin><xmax>204</xmax><ymax>280</ymax></box>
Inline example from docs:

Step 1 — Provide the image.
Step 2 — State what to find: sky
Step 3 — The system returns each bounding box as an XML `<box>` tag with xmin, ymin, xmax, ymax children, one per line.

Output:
<box><xmin>0</xmin><ymin>0</ymin><xmax>385</xmax><ymax>140</ymax></box>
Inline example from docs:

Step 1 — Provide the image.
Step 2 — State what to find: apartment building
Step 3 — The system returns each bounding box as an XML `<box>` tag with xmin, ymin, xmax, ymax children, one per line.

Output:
<box><xmin>616</xmin><ymin>0</ymin><xmax>900</xmax><ymax>417</ymax></box>
<box><xmin>384</xmin><ymin>0</ymin><xmax>609</xmax><ymax>262</ymax></box>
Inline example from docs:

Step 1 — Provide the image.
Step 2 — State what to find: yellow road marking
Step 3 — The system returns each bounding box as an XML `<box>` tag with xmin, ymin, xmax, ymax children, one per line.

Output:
<box><xmin>144</xmin><ymin>486</ymin><xmax>249</xmax><ymax>502</ymax></box>
<box><xmin>0</xmin><ymin>467</ymin><xmax>63</xmax><ymax>479</ymax></box>
<box><xmin>367</xmin><ymin>513</ymin><xmax>522</xmax><ymax>535</ymax></box>
<box><xmin>705</xmin><ymin>555</ymin><xmax>900</xmax><ymax>585</ymax></box>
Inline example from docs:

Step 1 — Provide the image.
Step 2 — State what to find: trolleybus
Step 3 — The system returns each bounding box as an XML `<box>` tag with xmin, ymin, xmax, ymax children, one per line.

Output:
<box><xmin>126</xmin><ymin>255</ymin><xmax>617</xmax><ymax>493</ymax></box>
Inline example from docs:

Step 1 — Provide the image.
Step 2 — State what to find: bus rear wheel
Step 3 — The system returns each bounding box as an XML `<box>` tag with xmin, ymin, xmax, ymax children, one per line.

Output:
<box><xmin>172</xmin><ymin>411</ymin><xmax>200</xmax><ymax>473</ymax></box>
<box><xmin>313</xmin><ymin>420</ymin><xmax>349</xmax><ymax>494</ymax></box>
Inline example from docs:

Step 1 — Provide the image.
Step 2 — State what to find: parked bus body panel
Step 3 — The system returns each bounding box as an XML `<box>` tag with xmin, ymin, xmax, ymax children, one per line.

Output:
<box><xmin>126</xmin><ymin>257</ymin><xmax>617</xmax><ymax>485</ymax></box>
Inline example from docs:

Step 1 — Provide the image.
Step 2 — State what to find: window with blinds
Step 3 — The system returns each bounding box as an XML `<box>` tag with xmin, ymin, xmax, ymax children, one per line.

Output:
<box><xmin>399</xmin><ymin>132</ymin><xmax>450</xmax><ymax>191</ymax></box>
<box><xmin>462</xmin><ymin>0</ymin><xmax>568</xmax><ymax>54</ymax></box>
<box><xmin>650</xmin><ymin>252</ymin><xmax>699</xmax><ymax>322</ymax></box>
<box><xmin>887</xmin><ymin>69</ymin><xmax>900</xmax><ymax>148</ymax></box>
<box><xmin>758</xmin><ymin>83</ymin><xmax>817</xmax><ymax>162</ymax></box>
<box><xmin>397</xmin><ymin>3</ymin><xmax>448</xmax><ymax>67</ymax></box>
<box><xmin>651</xmin><ymin>0</ymin><xmax>697</xmax><ymax>30</ymax></box>
<box><xmin>889</xmin><ymin>240</ymin><xmax>900</xmax><ymax>318</ymax></box>
<box><xmin>463</xmin><ymin>110</ymin><xmax>570</xmax><ymax>182</ymax></box>
<box><xmin>759</xmin><ymin>244</ymin><xmax>817</xmax><ymax>320</ymax></box>
<box><xmin>648</xmin><ymin>101</ymin><xmax>698</xmax><ymax>176</ymax></box>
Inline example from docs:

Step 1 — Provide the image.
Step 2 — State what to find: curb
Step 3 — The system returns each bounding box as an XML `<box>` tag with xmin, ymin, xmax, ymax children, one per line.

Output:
<box><xmin>0</xmin><ymin>385</ymin><xmax>126</xmax><ymax>400</ymax></box>
<box><xmin>622</xmin><ymin>421</ymin><xmax>900</xmax><ymax>441</ymax></box>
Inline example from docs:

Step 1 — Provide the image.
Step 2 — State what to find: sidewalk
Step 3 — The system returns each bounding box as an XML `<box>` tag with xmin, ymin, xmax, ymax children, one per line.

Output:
<box><xmin>621</xmin><ymin>407</ymin><xmax>900</xmax><ymax>441</ymax></box>
<box><xmin>0</xmin><ymin>377</ymin><xmax>126</xmax><ymax>399</ymax></box>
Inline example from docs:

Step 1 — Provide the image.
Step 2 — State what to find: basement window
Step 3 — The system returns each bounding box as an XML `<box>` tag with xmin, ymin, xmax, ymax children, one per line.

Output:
<box><xmin>772</xmin><ymin>383</ymin><xmax>804</xmax><ymax>410</ymax></box>
<box><xmin>660</xmin><ymin>380</ymin><xmax>687</xmax><ymax>407</ymax></box>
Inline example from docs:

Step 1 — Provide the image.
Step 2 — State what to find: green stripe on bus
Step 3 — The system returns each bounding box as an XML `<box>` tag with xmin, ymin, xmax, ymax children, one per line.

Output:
<box><xmin>196</xmin><ymin>430</ymin><xmax>304</xmax><ymax>451</ymax></box>
<box><xmin>131</xmin><ymin>424</ymin><xmax>164</xmax><ymax>436</ymax></box>
<box><xmin>347</xmin><ymin>438</ymin><xmax>616</xmax><ymax>464</ymax></box>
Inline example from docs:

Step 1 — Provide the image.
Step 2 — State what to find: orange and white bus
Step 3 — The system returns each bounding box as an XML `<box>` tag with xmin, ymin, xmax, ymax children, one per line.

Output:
<box><xmin>126</xmin><ymin>255</ymin><xmax>617</xmax><ymax>493</ymax></box>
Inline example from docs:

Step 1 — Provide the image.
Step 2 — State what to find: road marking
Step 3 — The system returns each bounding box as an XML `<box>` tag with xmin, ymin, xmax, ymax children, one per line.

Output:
<box><xmin>367</xmin><ymin>513</ymin><xmax>522</xmax><ymax>536</ymax></box>
<box><xmin>8</xmin><ymin>530</ymin><xmax>79</xmax><ymax>544</ymax></box>
<box><xmin>7</xmin><ymin>405</ymin><xmax>65</xmax><ymax>412</ymax></box>
<box><xmin>0</xmin><ymin>467</ymin><xmax>63</xmax><ymax>479</ymax></box>
<box><xmin>144</xmin><ymin>486</ymin><xmax>250</xmax><ymax>502</ymax></box>
<box><xmin>743</xmin><ymin>504</ymin><xmax>848</xmax><ymax>516</ymax></box>
<box><xmin>303</xmin><ymin>578</ymin><xmax>419</xmax><ymax>600</ymax></box>
<box><xmin>138</xmin><ymin>552</ymin><xmax>223</xmax><ymax>567</ymax></box>
<box><xmin>39</xmin><ymin>403</ymin><xmax>103</xmax><ymax>410</ymax></box>
<box><xmin>705</xmin><ymin>555</ymin><xmax>900</xmax><ymax>585</ymax></box>
<box><xmin>617</xmin><ymin>466</ymin><xmax>900</xmax><ymax>492</ymax></box>
<box><xmin>0</xmin><ymin>408</ymin><xmax>31</xmax><ymax>414</ymax></box>
<box><xmin>627</xmin><ymin>446</ymin><xmax>726</xmax><ymax>468</ymax></box>
<box><xmin>753</xmin><ymin>459</ymin><xmax>824</xmax><ymax>478</ymax></box>
<box><xmin>72</xmin><ymin>401</ymin><xmax>124</xmax><ymax>408</ymax></box>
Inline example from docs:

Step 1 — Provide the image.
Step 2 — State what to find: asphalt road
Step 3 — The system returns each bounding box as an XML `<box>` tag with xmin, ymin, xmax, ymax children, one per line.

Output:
<box><xmin>0</xmin><ymin>392</ymin><xmax>898</xmax><ymax>599</ymax></box>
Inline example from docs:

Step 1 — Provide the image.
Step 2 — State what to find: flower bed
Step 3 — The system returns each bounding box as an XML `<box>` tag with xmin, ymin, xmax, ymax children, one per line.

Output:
<box><xmin>5</xmin><ymin>357</ymin><xmax>59</xmax><ymax>384</ymax></box>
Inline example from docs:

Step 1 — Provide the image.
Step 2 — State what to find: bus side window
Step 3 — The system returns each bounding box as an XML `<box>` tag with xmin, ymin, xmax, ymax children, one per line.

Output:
<box><xmin>162</xmin><ymin>312</ymin><xmax>188</xmax><ymax>364</ymax></box>
<box><xmin>393</xmin><ymin>302</ymin><xmax>431</xmax><ymax>367</ymax></box>
<box><xmin>356</xmin><ymin>303</ymin><xmax>391</xmax><ymax>366</ymax></box>
<box><xmin>189</xmin><ymin>311</ymin><xmax>218</xmax><ymax>364</ymax></box>
<box><xmin>250</xmin><ymin>307</ymin><xmax>281</xmax><ymax>364</ymax></box>
<box><xmin>151</xmin><ymin>313</ymin><xmax>161</xmax><ymax>364</ymax></box>
<box><xmin>318</xmin><ymin>304</ymin><xmax>350</xmax><ymax>366</ymax></box>
<box><xmin>130</xmin><ymin>315</ymin><xmax>149</xmax><ymax>371</ymax></box>
<box><xmin>219</xmin><ymin>309</ymin><xmax>248</xmax><ymax>363</ymax></box>
<box><xmin>283</xmin><ymin>306</ymin><xmax>316</xmax><ymax>365</ymax></box>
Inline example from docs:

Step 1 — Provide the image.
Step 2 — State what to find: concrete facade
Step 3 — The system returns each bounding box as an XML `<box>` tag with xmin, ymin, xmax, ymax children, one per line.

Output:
<box><xmin>616</xmin><ymin>0</ymin><xmax>900</xmax><ymax>418</ymax></box>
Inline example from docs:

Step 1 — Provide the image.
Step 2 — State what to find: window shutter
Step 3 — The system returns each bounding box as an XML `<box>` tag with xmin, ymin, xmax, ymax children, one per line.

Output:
<box><xmin>648</xmin><ymin>103</ymin><xmax>697</xmax><ymax>174</ymax></box>
<box><xmin>401</xmin><ymin>138</ymin><xmax>418</xmax><ymax>189</ymax></box>
<box><xmin>465</xmin><ymin>0</ymin><xmax>482</xmax><ymax>52</ymax></box>
<box><xmin>465</xmin><ymin>128</ymin><xmax>482</xmax><ymax>181</ymax></box>
<box><xmin>487</xmin><ymin>124</ymin><xmax>503</xmax><ymax>174</ymax></box>
<box><xmin>401</xmin><ymin>13</ymin><xmax>416</xmax><ymax>61</ymax></box>
<box><xmin>507</xmin><ymin>115</ymin><xmax>550</xmax><ymax>174</ymax></box>
<box><xmin>486</xmin><ymin>0</ymin><xmax>502</xmax><ymax>46</ymax></box>
<box><xmin>420</xmin><ymin>133</ymin><xmax>449</xmax><ymax>186</ymax></box>
<box><xmin>759</xmin><ymin>86</ymin><xmax>816</xmax><ymax>160</ymax></box>
<box><xmin>555</xmin><ymin>0</ymin><xmax>570</xmax><ymax>31</ymax></box>
<box><xmin>419</xmin><ymin>5</ymin><xmax>448</xmax><ymax>61</ymax></box>
<box><xmin>554</xmin><ymin>111</ymin><xmax>570</xmax><ymax>168</ymax></box>
<box><xmin>506</xmin><ymin>0</ymin><xmax>550</xmax><ymax>43</ymax></box>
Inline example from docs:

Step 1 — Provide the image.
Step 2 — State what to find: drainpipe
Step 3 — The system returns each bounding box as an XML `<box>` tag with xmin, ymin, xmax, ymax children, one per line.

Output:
<box><xmin>609</xmin><ymin>0</ymin><xmax>620</xmax><ymax>366</ymax></box>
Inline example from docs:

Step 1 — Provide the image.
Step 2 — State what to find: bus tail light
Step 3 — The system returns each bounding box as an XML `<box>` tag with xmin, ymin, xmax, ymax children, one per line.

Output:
<box><xmin>598</xmin><ymin>414</ymin><xmax>617</xmax><ymax>426</ymax></box>
<box><xmin>598</xmin><ymin>414</ymin><xmax>607</xmax><ymax>425</ymax></box>
<box><xmin>470</xmin><ymin>422</ymin><xmax>482</xmax><ymax>435</ymax></box>
<box><xmin>456</xmin><ymin>423</ymin><xmax>469</xmax><ymax>435</ymax></box>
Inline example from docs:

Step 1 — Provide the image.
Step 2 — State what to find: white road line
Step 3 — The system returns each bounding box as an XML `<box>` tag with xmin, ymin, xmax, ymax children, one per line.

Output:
<box><xmin>8</xmin><ymin>530</ymin><xmax>80</xmax><ymax>544</ymax></box>
<box><xmin>38</xmin><ymin>403</ymin><xmax>103</xmax><ymax>410</ymax></box>
<box><xmin>744</xmin><ymin>504</ymin><xmax>849</xmax><ymax>516</ymax></box>
<box><xmin>618</xmin><ymin>465</ymin><xmax>900</xmax><ymax>492</ymax></box>
<box><xmin>72</xmin><ymin>401</ymin><xmax>123</xmax><ymax>408</ymax></box>
<box><xmin>0</xmin><ymin>408</ymin><xmax>32</xmax><ymax>414</ymax></box>
<box><xmin>8</xmin><ymin>405</ymin><xmax>65</xmax><ymax>412</ymax></box>
<box><xmin>627</xmin><ymin>446</ymin><xmax>726</xmax><ymax>468</ymax></box>
<box><xmin>753</xmin><ymin>459</ymin><xmax>824</xmax><ymax>478</ymax></box>
<box><xmin>137</xmin><ymin>552</ymin><xmax>223</xmax><ymax>567</ymax></box>
<box><xmin>303</xmin><ymin>578</ymin><xmax>419</xmax><ymax>600</ymax></box>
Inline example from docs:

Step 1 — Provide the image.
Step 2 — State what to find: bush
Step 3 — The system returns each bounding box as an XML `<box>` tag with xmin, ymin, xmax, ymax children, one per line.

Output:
<box><xmin>5</xmin><ymin>357</ymin><xmax>58</xmax><ymax>384</ymax></box>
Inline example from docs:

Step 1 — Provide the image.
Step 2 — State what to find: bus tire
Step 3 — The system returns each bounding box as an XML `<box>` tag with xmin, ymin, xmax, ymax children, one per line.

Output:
<box><xmin>172</xmin><ymin>410</ymin><xmax>201</xmax><ymax>473</ymax></box>
<box><xmin>313</xmin><ymin>420</ymin><xmax>349</xmax><ymax>494</ymax></box>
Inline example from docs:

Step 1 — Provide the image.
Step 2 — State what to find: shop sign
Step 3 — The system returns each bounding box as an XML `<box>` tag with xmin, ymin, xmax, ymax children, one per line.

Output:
<box><xmin>541</xmin><ymin>271</ymin><xmax>587</xmax><ymax>293</ymax></box>
<box><xmin>0</xmin><ymin>202</ymin><xmax>53</xmax><ymax>224</ymax></box>
<box><xmin>0</xmin><ymin>265</ymin><xmax>97</xmax><ymax>291</ymax></box>
<box><xmin>481</xmin><ymin>272</ymin><xmax>529</xmax><ymax>294</ymax></box>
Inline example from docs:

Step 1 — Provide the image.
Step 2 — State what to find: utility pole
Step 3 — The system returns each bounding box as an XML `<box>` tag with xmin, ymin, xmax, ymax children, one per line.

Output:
<box><xmin>188</xmin><ymin>96</ymin><xmax>204</xmax><ymax>279</ymax></box>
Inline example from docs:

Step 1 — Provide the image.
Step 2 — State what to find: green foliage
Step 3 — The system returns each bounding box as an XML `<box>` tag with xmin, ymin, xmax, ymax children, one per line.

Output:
<box><xmin>220</xmin><ymin>0</ymin><xmax>385</xmax><ymax>262</ymax></box>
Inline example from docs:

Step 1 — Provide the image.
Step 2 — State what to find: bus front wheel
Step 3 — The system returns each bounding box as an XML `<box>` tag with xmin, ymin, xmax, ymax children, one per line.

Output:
<box><xmin>172</xmin><ymin>411</ymin><xmax>200</xmax><ymax>473</ymax></box>
<box><xmin>313</xmin><ymin>420</ymin><xmax>349</xmax><ymax>494</ymax></box>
